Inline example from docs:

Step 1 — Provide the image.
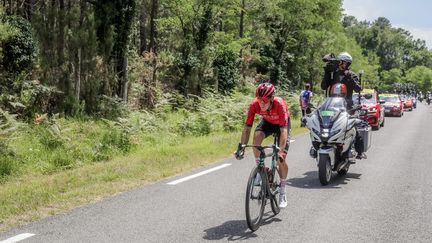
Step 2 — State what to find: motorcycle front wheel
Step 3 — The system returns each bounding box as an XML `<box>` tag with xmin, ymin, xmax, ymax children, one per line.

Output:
<box><xmin>318</xmin><ymin>154</ymin><xmax>332</xmax><ymax>185</ymax></box>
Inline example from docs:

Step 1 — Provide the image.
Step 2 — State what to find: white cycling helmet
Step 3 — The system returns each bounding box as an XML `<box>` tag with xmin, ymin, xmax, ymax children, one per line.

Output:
<box><xmin>338</xmin><ymin>52</ymin><xmax>353</xmax><ymax>64</ymax></box>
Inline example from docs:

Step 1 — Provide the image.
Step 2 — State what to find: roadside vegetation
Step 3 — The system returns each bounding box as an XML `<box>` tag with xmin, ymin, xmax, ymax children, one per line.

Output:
<box><xmin>0</xmin><ymin>86</ymin><xmax>308</xmax><ymax>231</ymax></box>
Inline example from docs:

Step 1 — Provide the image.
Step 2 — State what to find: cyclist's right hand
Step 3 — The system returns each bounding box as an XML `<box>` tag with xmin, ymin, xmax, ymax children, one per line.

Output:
<box><xmin>234</xmin><ymin>143</ymin><xmax>246</xmax><ymax>160</ymax></box>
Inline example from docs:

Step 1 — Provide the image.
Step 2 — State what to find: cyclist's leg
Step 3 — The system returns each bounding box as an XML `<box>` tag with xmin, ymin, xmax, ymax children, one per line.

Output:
<box><xmin>253</xmin><ymin>119</ymin><xmax>268</xmax><ymax>162</ymax></box>
<box><xmin>277</xmin><ymin>118</ymin><xmax>290</xmax><ymax>178</ymax></box>
<box><xmin>277</xmin><ymin>120</ymin><xmax>290</xmax><ymax>208</ymax></box>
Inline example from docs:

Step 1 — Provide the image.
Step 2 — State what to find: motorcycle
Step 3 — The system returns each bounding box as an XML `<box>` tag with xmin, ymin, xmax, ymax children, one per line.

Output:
<box><xmin>304</xmin><ymin>97</ymin><xmax>371</xmax><ymax>185</ymax></box>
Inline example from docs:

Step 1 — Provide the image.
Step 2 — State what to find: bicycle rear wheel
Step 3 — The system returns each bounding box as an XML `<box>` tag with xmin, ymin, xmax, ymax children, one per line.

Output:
<box><xmin>245</xmin><ymin>166</ymin><xmax>266</xmax><ymax>231</ymax></box>
<box><xmin>269</xmin><ymin>167</ymin><xmax>281</xmax><ymax>215</ymax></box>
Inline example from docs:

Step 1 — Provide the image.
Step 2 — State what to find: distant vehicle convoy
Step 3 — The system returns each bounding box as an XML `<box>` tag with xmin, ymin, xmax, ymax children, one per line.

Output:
<box><xmin>400</xmin><ymin>94</ymin><xmax>414</xmax><ymax>111</ymax></box>
<box><xmin>380</xmin><ymin>94</ymin><xmax>404</xmax><ymax>117</ymax></box>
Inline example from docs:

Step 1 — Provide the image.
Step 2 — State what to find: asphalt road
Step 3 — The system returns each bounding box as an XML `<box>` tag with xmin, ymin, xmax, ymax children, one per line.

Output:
<box><xmin>2</xmin><ymin>102</ymin><xmax>432</xmax><ymax>243</ymax></box>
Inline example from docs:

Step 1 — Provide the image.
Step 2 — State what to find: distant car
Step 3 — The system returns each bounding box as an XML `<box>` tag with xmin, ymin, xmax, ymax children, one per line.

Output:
<box><xmin>400</xmin><ymin>94</ymin><xmax>413</xmax><ymax>111</ymax></box>
<box><xmin>353</xmin><ymin>89</ymin><xmax>385</xmax><ymax>130</ymax></box>
<box><xmin>381</xmin><ymin>93</ymin><xmax>404</xmax><ymax>117</ymax></box>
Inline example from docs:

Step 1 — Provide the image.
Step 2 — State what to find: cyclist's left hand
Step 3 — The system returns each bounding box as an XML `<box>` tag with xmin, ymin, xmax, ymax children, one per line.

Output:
<box><xmin>278</xmin><ymin>151</ymin><xmax>287</xmax><ymax>162</ymax></box>
<box><xmin>234</xmin><ymin>143</ymin><xmax>245</xmax><ymax>160</ymax></box>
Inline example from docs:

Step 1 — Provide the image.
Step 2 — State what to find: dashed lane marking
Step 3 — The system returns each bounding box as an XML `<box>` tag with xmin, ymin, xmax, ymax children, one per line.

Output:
<box><xmin>0</xmin><ymin>233</ymin><xmax>35</xmax><ymax>243</ymax></box>
<box><xmin>167</xmin><ymin>163</ymin><xmax>232</xmax><ymax>185</ymax></box>
<box><xmin>167</xmin><ymin>139</ymin><xmax>295</xmax><ymax>186</ymax></box>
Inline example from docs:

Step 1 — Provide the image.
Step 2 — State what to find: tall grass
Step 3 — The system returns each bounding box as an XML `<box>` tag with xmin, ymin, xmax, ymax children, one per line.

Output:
<box><xmin>4</xmin><ymin>88</ymin><xmax>312</xmax><ymax>180</ymax></box>
<box><xmin>0</xmin><ymin>109</ymin><xmax>20</xmax><ymax>180</ymax></box>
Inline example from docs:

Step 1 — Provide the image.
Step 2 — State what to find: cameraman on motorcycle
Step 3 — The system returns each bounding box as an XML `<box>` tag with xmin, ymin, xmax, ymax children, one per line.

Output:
<box><xmin>318</xmin><ymin>52</ymin><xmax>366</xmax><ymax>160</ymax></box>
<box><xmin>321</xmin><ymin>52</ymin><xmax>362</xmax><ymax>109</ymax></box>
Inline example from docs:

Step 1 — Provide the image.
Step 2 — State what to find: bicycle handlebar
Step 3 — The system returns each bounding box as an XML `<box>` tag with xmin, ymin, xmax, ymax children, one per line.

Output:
<box><xmin>238</xmin><ymin>144</ymin><xmax>280</xmax><ymax>159</ymax></box>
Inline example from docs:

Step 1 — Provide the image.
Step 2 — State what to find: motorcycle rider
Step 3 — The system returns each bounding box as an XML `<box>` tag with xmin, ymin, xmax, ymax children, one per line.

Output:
<box><xmin>321</xmin><ymin>52</ymin><xmax>362</xmax><ymax>109</ymax></box>
<box><xmin>318</xmin><ymin>52</ymin><xmax>366</xmax><ymax>160</ymax></box>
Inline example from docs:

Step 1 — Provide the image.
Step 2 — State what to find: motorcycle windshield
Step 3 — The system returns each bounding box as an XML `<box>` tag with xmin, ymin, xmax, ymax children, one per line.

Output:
<box><xmin>318</xmin><ymin>97</ymin><xmax>346</xmax><ymax>128</ymax></box>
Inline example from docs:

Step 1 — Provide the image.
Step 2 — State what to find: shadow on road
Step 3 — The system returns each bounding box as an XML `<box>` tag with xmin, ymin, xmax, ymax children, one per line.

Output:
<box><xmin>288</xmin><ymin>170</ymin><xmax>362</xmax><ymax>189</ymax></box>
<box><xmin>203</xmin><ymin>211</ymin><xmax>281</xmax><ymax>241</ymax></box>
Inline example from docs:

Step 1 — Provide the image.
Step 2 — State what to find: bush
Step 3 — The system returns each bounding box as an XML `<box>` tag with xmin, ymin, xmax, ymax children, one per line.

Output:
<box><xmin>63</xmin><ymin>95</ymin><xmax>85</xmax><ymax>117</ymax></box>
<box><xmin>1</xmin><ymin>15</ymin><xmax>36</xmax><ymax>75</ymax></box>
<box><xmin>213</xmin><ymin>46</ymin><xmax>240</xmax><ymax>94</ymax></box>
<box><xmin>96</xmin><ymin>95</ymin><xmax>129</xmax><ymax>120</ymax></box>
<box><xmin>100</xmin><ymin>117</ymin><xmax>138</xmax><ymax>153</ymax></box>
<box><xmin>19</xmin><ymin>80</ymin><xmax>64</xmax><ymax>118</ymax></box>
<box><xmin>176</xmin><ymin>109</ymin><xmax>212</xmax><ymax>136</ymax></box>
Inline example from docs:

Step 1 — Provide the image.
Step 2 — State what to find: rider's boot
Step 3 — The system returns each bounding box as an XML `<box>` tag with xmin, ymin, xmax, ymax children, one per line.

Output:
<box><xmin>309</xmin><ymin>146</ymin><xmax>317</xmax><ymax>158</ymax></box>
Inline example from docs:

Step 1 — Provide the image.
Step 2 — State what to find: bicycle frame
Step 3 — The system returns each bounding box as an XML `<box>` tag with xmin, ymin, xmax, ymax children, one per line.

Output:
<box><xmin>242</xmin><ymin>135</ymin><xmax>280</xmax><ymax>169</ymax></box>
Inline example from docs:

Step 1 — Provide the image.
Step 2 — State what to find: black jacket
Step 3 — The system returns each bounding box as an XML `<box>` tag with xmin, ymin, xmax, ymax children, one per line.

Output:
<box><xmin>321</xmin><ymin>69</ymin><xmax>362</xmax><ymax>108</ymax></box>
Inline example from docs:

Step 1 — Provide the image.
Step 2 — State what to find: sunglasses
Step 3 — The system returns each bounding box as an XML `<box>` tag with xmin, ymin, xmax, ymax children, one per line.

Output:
<box><xmin>258</xmin><ymin>97</ymin><xmax>271</xmax><ymax>104</ymax></box>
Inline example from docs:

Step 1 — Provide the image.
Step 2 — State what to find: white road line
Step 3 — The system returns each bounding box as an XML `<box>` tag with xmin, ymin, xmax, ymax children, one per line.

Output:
<box><xmin>167</xmin><ymin>163</ymin><xmax>232</xmax><ymax>185</ymax></box>
<box><xmin>0</xmin><ymin>233</ymin><xmax>35</xmax><ymax>243</ymax></box>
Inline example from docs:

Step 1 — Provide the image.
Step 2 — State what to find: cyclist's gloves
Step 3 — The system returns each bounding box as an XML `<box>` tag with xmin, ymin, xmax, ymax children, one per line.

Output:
<box><xmin>234</xmin><ymin>143</ymin><xmax>245</xmax><ymax>160</ymax></box>
<box><xmin>278</xmin><ymin>151</ymin><xmax>287</xmax><ymax>162</ymax></box>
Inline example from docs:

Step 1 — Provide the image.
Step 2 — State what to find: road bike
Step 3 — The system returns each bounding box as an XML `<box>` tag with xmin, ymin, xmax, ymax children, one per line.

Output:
<box><xmin>237</xmin><ymin>135</ymin><xmax>283</xmax><ymax>231</ymax></box>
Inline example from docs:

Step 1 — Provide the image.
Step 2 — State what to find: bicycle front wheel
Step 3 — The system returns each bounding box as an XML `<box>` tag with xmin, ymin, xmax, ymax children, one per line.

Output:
<box><xmin>269</xmin><ymin>167</ymin><xmax>281</xmax><ymax>215</ymax></box>
<box><xmin>245</xmin><ymin>166</ymin><xmax>266</xmax><ymax>231</ymax></box>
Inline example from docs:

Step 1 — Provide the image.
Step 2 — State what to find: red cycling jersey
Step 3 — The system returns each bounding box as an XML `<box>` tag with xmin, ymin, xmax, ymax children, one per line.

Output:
<box><xmin>245</xmin><ymin>97</ymin><xmax>290</xmax><ymax>127</ymax></box>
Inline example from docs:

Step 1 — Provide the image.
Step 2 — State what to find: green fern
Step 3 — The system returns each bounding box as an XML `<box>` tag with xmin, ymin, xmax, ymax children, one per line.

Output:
<box><xmin>0</xmin><ymin>108</ymin><xmax>20</xmax><ymax>179</ymax></box>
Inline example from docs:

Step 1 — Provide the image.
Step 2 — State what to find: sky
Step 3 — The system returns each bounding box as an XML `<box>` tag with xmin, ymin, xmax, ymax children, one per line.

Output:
<box><xmin>342</xmin><ymin>0</ymin><xmax>432</xmax><ymax>49</ymax></box>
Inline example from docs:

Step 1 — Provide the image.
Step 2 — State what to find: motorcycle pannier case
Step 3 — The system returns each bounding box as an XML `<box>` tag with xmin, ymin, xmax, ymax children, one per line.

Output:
<box><xmin>357</xmin><ymin>124</ymin><xmax>372</xmax><ymax>152</ymax></box>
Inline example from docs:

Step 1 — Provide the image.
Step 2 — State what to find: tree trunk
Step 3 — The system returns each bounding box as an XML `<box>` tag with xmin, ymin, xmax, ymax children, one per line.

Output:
<box><xmin>24</xmin><ymin>0</ymin><xmax>33</xmax><ymax>20</ymax></box>
<box><xmin>148</xmin><ymin>0</ymin><xmax>158</xmax><ymax>53</ymax></box>
<box><xmin>239</xmin><ymin>0</ymin><xmax>245</xmax><ymax>38</ymax></box>
<box><xmin>139</xmin><ymin>2</ymin><xmax>147</xmax><ymax>55</ymax></box>
<box><xmin>58</xmin><ymin>0</ymin><xmax>67</xmax><ymax>93</ymax></box>
<box><xmin>75</xmin><ymin>48</ymin><xmax>82</xmax><ymax>99</ymax></box>
<box><xmin>121</xmin><ymin>56</ymin><xmax>129</xmax><ymax>102</ymax></box>
<box><xmin>6</xmin><ymin>0</ymin><xmax>12</xmax><ymax>15</ymax></box>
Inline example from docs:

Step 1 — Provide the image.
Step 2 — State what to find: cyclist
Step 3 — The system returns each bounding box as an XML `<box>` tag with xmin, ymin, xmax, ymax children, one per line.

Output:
<box><xmin>235</xmin><ymin>82</ymin><xmax>291</xmax><ymax>208</ymax></box>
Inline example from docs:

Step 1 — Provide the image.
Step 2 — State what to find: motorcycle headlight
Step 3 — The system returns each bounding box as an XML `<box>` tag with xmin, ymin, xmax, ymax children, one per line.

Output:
<box><xmin>368</xmin><ymin>108</ymin><xmax>377</xmax><ymax>113</ymax></box>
